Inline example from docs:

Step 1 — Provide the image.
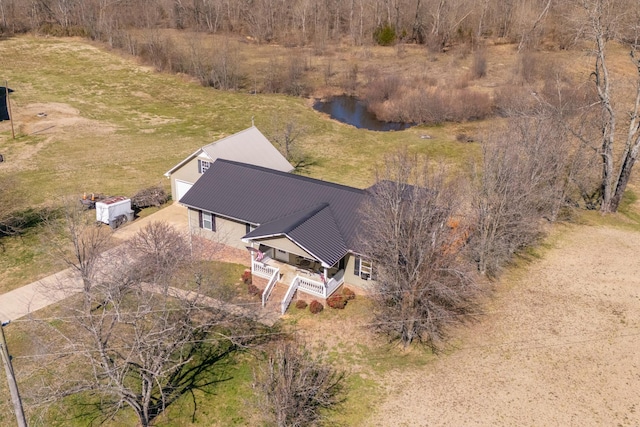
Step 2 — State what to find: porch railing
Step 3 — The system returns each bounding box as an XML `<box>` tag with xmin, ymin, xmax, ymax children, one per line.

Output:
<box><xmin>297</xmin><ymin>275</ymin><xmax>325</xmax><ymax>298</ymax></box>
<box><xmin>261</xmin><ymin>268</ymin><xmax>280</xmax><ymax>308</ymax></box>
<box><xmin>325</xmin><ymin>269</ymin><xmax>345</xmax><ymax>297</ymax></box>
<box><xmin>281</xmin><ymin>276</ymin><xmax>299</xmax><ymax>315</ymax></box>
<box><xmin>295</xmin><ymin>269</ymin><xmax>346</xmax><ymax>299</ymax></box>
<box><xmin>252</xmin><ymin>259</ymin><xmax>278</xmax><ymax>279</ymax></box>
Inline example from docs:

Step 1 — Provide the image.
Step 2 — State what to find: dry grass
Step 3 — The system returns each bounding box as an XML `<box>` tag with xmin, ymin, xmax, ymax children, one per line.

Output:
<box><xmin>371</xmin><ymin>224</ymin><xmax>640</xmax><ymax>426</ymax></box>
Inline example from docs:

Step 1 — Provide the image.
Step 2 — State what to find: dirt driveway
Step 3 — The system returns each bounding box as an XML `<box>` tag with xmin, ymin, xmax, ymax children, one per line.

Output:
<box><xmin>370</xmin><ymin>225</ymin><xmax>640</xmax><ymax>426</ymax></box>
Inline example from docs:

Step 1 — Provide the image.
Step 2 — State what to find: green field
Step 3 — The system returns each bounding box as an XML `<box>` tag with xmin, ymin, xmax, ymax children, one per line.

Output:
<box><xmin>0</xmin><ymin>35</ymin><xmax>477</xmax><ymax>294</ymax></box>
<box><xmin>0</xmin><ymin>36</ymin><xmax>476</xmax><ymax>199</ymax></box>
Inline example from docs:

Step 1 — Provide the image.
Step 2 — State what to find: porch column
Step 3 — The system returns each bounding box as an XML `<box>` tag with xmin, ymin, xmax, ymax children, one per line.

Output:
<box><xmin>323</xmin><ymin>267</ymin><xmax>328</xmax><ymax>298</ymax></box>
<box><xmin>250</xmin><ymin>242</ymin><xmax>255</xmax><ymax>273</ymax></box>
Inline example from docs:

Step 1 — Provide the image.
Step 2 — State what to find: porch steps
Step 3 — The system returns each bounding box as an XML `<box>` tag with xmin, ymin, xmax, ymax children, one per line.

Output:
<box><xmin>264</xmin><ymin>282</ymin><xmax>290</xmax><ymax>313</ymax></box>
<box><xmin>279</xmin><ymin>269</ymin><xmax>298</xmax><ymax>287</ymax></box>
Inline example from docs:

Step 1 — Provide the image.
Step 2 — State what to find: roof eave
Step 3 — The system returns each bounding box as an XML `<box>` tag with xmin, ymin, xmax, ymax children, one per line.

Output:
<box><xmin>244</xmin><ymin>232</ymin><xmax>344</xmax><ymax>268</ymax></box>
<box><xmin>181</xmin><ymin>204</ymin><xmax>259</xmax><ymax>227</ymax></box>
<box><xmin>164</xmin><ymin>148</ymin><xmax>210</xmax><ymax>176</ymax></box>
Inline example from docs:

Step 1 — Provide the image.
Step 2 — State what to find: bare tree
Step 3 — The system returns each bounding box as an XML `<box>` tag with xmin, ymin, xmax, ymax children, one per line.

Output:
<box><xmin>127</xmin><ymin>221</ymin><xmax>190</xmax><ymax>290</ymax></box>
<box><xmin>46</xmin><ymin>198</ymin><xmax>114</xmax><ymax>311</ymax></box>
<box><xmin>187</xmin><ymin>36</ymin><xmax>244</xmax><ymax>90</ymax></box>
<box><xmin>10</xmin><ymin>0</ymin><xmax>640</xmax><ymax>52</ymax></box>
<box><xmin>517</xmin><ymin>0</ymin><xmax>552</xmax><ymax>51</ymax></box>
<box><xmin>0</xmin><ymin>175</ymin><xmax>25</xmax><ymax>239</ymax></box>
<box><xmin>578</xmin><ymin>0</ymin><xmax>640</xmax><ymax>212</ymax></box>
<box><xmin>253</xmin><ymin>340</ymin><xmax>345</xmax><ymax>427</ymax></box>
<box><xmin>267</xmin><ymin>115</ymin><xmax>313</xmax><ymax>171</ymax></box>
<box><xmin>469</xmin><ymin>110</ymin><xmax>587</xmax><ymax>276</ymax></box>
<box><xmin>359</xmin><ymin>151</ymin><xmax>478</xmax><ymax>349</ymax></box>
<box><xmin>36</xmin><ymin>222</ymin><xmax>239</xmax><ymax>427</ymax></box>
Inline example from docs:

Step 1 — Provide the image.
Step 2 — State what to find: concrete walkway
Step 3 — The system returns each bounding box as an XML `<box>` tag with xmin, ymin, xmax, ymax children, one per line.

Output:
<box><xmin>0</xmin><ymin>269</ymin><xmax>82</xmax><ymax>321</ymax></box>
<box><xmin>0</xmin><ymin>204</ymin><xmax>278</xmax><ymax>326</ymax></box>
<box><xmin>113</xmin><ymin>203</ymin><xmax>189</xmax><ymax>241</ymax></box>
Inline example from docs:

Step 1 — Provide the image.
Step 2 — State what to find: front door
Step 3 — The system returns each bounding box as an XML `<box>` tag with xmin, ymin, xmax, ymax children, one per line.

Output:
<box><xmin>275</xmin><ymin>249</ymin><xmax>288</xmax><ymax>262</ymax></box>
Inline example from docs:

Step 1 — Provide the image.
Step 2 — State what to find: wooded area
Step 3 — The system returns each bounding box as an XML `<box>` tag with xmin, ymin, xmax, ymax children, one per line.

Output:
<box><xmin>0</xmin><ymin>0</ymin><xmax>637</xmax><ymax>50</ymax></box>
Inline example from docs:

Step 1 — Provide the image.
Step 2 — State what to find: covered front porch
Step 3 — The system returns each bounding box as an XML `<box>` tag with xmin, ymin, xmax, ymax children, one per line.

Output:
<box><xmin>249</xmin><ymin>245</ymin><xmax>345</xmax><ymax>314</ymax></box>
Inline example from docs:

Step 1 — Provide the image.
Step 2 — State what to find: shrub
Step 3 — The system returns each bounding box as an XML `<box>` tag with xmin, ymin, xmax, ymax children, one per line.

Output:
<box><xmin>342</xmin><ymin>287</ymin><xmax>356</xmax><ymax>301</ymax></box>
<box><xmin>327</xmin><ymin>294</ymin><xmax>347</xmax><ymax>309</ymax></box>
<box><xmin>131</xmin><ymin>185</ymin><xmax>168</xmax><ymax>210</ymax></box>
<box><xmin>374</xmin><ymin>24</ymin><xmax>396</xmax><ymax>46</ymax></box>
<box><xmin>295</xmin><ymin>300</ymin><xmax>308</xmax><ymax>310</ymax></box>
<box><xmin>365</xmin><ymin>83</ymin><xmax>492</xmax><ymax>125</ymax></box>
<box><xmin>494</xmin><ymin>85</ymin><xmax>537</xmax><ymax>116</ymax></box>
<box><xmin>309</xmin><ymin>300</ymin><xmax>324</xmax><ymax>314</ymax></box>
<box><xmin>248</xmin><ymin>283</ymin><xmax>261</xmax><ymax>297</ymax></box>
<box><xmin>456</xmin><ymin>133</ymin><xmax>476</xmax><ymax>143</ymax></box>
<box><xmin>444</xmin><ymin>88</ymin><xmax>493</xmax><ymax>122</ymax></box>
<box><xmin>471</xmin><ymin>49</ymin><xmax>487</xmax><ymax>79</ymax></box>
<box><xmin>253</xmin><ymin>342</ymin><xmax>345</xmax><ymax>426</ymax></box>
<box><xmin>138</xmin><ymin>33</ymin><xmax>176</xmax><ymax>72</ymax></box>
<box><xmin>516</xmin><ymin>53</ymin><xmax>538</xmax><ymax>84</ymax></box>
<box><xmin>242</xmin><ymin>270</ymin><xmax>252</xmax><ymax>285</ymax></box>
<box><xmin>453</xmin><ymin>74</ymin><xmax>470</xmax><ymax>89</ymax></box>
<box><xmin>363</xmin><ymin>73</ymin><xmax>401</xmax><ymax>104</ymax></box>
<box><xmin>262</xmin><ymin>53</ymin><xmax>309</xmax><ymax>96</ymax></box>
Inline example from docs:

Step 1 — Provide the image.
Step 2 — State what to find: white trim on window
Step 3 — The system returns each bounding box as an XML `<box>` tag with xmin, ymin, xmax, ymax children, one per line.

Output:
<box><xmin>198</xmin><ymin>159</ymin><xmax>211</xmax><ymax>174</ymax></box>
<box><xmin>202</xmin><ymin>211</ymin><xmax>214</xmax><ymax>230</ymax></box>
<box><xmin>353</xmin><ymin>256</ymin><xmax>374</xmax><ymax>280</ymax></box>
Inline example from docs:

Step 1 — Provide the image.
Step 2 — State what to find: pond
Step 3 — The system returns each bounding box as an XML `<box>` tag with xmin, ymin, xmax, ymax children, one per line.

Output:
<box><xmin>313</xmin><ymin>95</ymin><xmax>414</xmax><ymax>131</ymax></box>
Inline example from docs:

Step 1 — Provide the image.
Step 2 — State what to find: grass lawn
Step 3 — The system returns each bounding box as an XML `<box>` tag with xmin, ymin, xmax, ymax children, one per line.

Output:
<box><xmin>0</xmin><ymin>289</ymin><xmax>432</xmax><ymax>426</ymax></box>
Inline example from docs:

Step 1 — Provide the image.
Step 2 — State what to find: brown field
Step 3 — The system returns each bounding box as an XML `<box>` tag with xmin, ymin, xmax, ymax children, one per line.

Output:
<box><xmin>369</xmin><ymin>223</ymin><xmax>640</xmax><ymax>426</ymax></box>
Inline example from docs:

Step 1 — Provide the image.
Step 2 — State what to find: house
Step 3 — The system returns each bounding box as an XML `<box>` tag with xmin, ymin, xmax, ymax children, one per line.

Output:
<box><xmin>164</xmin><ymin>126</ymin><xmax>294</xmax><ymax>203</ymax></box>
<box><xmin>179</xmin><ymin>159</ymin><xmax>375</xmax><ymax>313</ymax></box>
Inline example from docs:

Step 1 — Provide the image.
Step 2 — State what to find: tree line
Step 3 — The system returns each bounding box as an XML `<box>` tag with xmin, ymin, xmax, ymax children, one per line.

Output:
<box><xmin>0</xmin><ymin>0</ymin><xmax>637</xmax><ymax>50</ymax></box>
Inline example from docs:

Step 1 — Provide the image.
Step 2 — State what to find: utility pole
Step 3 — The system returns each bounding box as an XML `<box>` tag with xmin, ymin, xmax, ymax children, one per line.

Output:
<box><xmin>0</xmin><ymin>321</ymin><xmax>27</xmax><ymax>427</ymax></box>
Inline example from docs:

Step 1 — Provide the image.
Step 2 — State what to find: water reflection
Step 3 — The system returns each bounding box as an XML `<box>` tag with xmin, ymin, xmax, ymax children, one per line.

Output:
<box><xmin>313</xmin><ymin>96</ymin><xmax>413</xmax><ymax>131</ymax></box>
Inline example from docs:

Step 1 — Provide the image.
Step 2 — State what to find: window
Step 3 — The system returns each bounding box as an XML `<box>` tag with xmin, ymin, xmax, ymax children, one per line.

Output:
<box><xmin>353</xmin><ymin>256</ymin><xmax>374</xmax><ymax>280</ymax></box>
<box><xmin>198</xmin><ymin>159</ymin><xmax>211</xmax><ymax>174</ymax></box>
<box><xmin>199</xmin><ymin>211</ymin><xmax>215</xmax><ymax>231</ymax></box>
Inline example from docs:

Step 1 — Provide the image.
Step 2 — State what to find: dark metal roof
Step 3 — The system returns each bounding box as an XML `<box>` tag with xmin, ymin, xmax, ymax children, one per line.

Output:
<box><xmin>180</xmin><ymin>159</ymin><xmax>366</xmax><ymax>267</ymax></box>
<box><xmin>244</xmin><ymin>204</ymin><xmax>348</xmax><ymax>267</ymax></box>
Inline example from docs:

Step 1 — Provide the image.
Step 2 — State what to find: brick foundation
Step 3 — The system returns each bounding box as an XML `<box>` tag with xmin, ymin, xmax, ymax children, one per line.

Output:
<box><xmin>252</xmin><ymin>275</ymin><xmax>268</xmax><ymax>292</ymax></box>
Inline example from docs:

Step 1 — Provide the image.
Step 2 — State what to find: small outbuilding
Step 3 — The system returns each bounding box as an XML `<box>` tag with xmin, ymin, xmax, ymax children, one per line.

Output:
<box><xmin>96</xmin><ymin>196</ymin><xmax>134</xmax><ymax>229</ymax></box>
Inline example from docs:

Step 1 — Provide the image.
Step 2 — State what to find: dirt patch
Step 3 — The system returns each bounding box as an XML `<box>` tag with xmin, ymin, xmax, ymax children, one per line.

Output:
<box><xmin>15</xmin><ymin>102</ymin><xmax>117</xmax><ymax>136</ymax></box>
<box><xmin>0</xmin><ymin>102</ymin><xmax>118</xmax><ymax>173</ymax></box>
<box><xmin>369</xmin><ymin>225</ymin><xmax>640</xmax><ymax>426</ymax></box>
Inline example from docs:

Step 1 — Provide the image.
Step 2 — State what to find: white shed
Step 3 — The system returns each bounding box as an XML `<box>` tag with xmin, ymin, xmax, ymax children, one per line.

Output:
<box><xmin>96</xmin><ymin>196</ymin><xmax>134</xmax><ymax>229</ymax></box>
